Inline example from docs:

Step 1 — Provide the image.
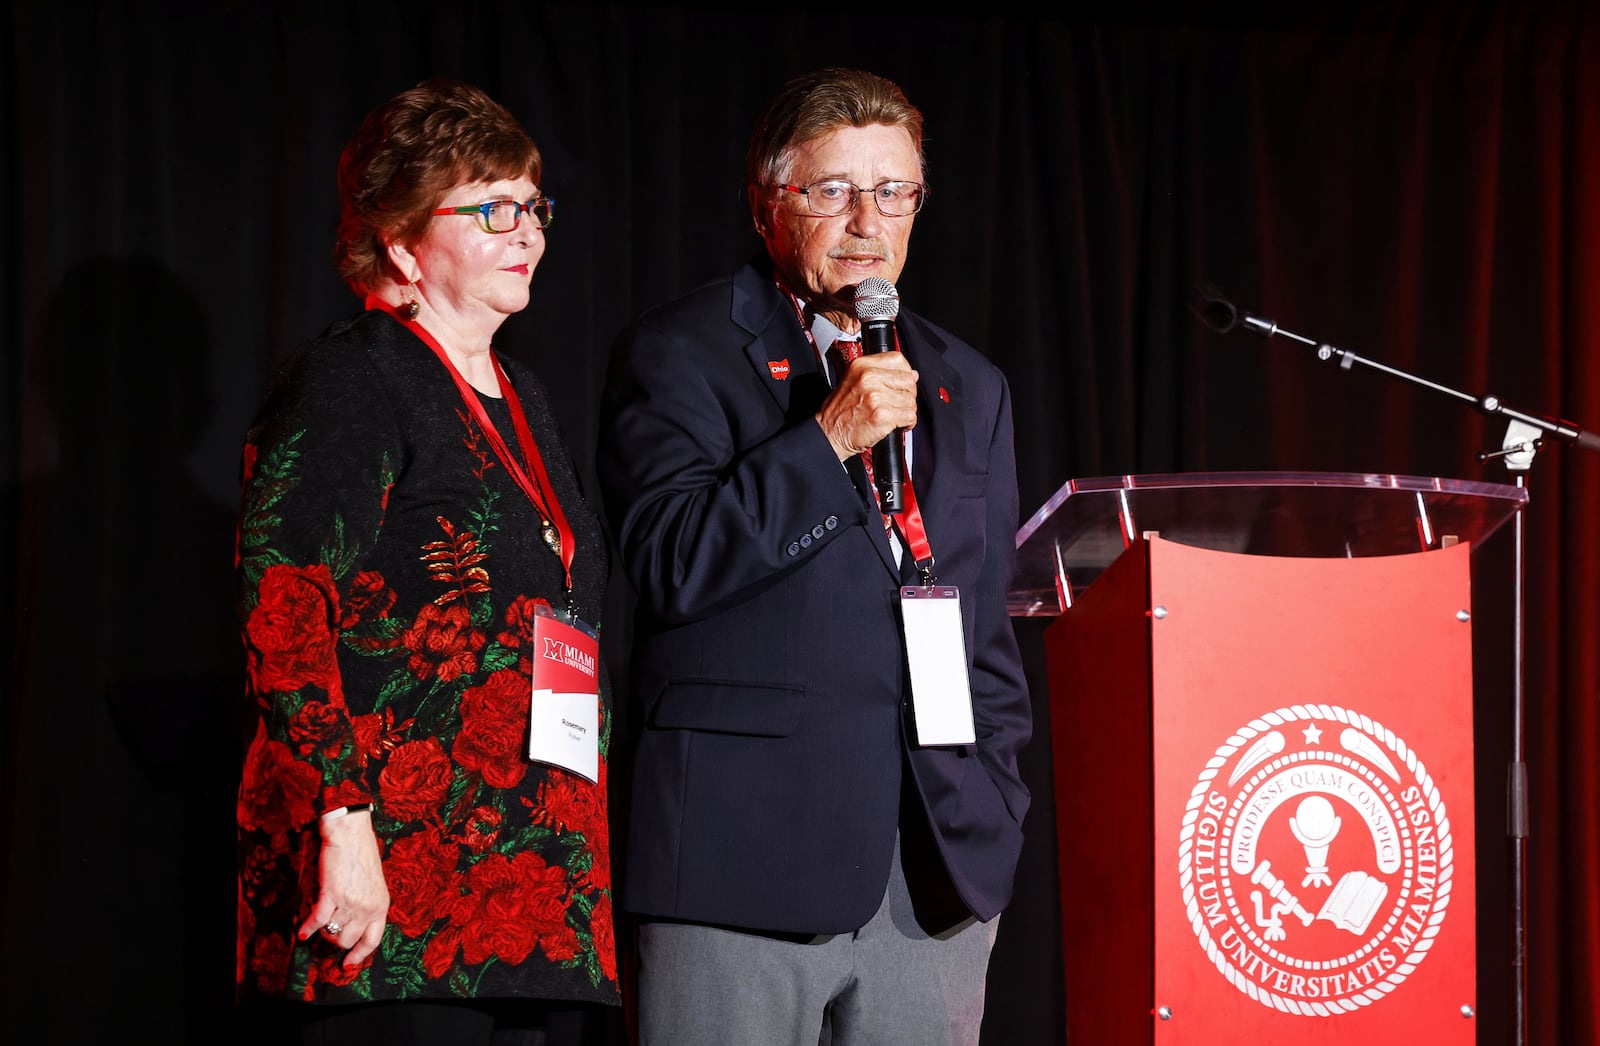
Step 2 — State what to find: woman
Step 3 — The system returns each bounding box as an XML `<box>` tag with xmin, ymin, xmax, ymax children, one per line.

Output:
<box><xmin>235</xmin><ymin>79</ymin><xmax>618</xmax><ymax>1042</ymax></box>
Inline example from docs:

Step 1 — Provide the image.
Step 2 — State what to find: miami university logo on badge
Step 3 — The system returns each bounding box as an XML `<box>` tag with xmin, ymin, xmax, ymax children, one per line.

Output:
<box><xmin>1177</xmin><ymin>703</ymin><xmax>1454</xmax><ymax>1015</ymax></box>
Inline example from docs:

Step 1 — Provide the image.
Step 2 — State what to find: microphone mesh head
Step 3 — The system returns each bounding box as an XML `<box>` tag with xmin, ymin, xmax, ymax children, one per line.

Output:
<box><xmin>853</xmin><ymin>277</ymin><xmax>900</xmax><ymax>321</ymax></box>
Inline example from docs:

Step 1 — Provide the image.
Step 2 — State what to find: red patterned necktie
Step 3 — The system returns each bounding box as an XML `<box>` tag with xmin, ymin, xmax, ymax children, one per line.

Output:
<box><xmin>831</xmin><ymin>338</ymin><xmax>893</xmax><ymax>531</ymax></box>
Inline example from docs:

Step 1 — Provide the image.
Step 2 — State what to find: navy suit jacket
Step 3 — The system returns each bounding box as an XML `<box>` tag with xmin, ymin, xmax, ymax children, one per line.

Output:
<box><xmin>597</xmin><ymin>258</ymin><xmax>1032</xmax><ymax>934</ymax></box>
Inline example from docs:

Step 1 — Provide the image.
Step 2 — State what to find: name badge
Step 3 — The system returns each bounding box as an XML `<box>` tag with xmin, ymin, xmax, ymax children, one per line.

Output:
<box><xmin>900</xmin><ymin>585</ymin><xmax>975</xmax><ymax>746</ymax></box>
<box><xmin>528</xmin><ymin>608</ymin><xmax>600</xmax><ymax>782</ymax></box>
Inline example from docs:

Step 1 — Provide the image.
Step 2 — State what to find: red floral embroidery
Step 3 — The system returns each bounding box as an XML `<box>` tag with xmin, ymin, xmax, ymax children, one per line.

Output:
<box><xmin>250</xmin><ymin>932</ymin><xmax>291</xmax><ymax>994</ymax></box>
<box><xmin>460</xmin><ymin>408</ymin><xmax>495</xmax><ymax>479</ymax></box>
<box><xmin>241</xmin><ymin>442</ymin><xmax>259</xmax><ymax>485</ymax></box>
<box><xmin>238</xmin><ymin>731</ymin><xmax>321</xmax><ymax>834</ymax></box>
<box><xmin>401</xmin><ymin>602</ymin><xmax>485</xmax><ymax>683</ymax></box>
<box><xmin>496</xmin><ymin>595</ymin><xmax>553</xmax><ymax>673</ymax></box>
<box><xmin>498</xmin><ymin>595</ymin><xmax>551</xmax><ymax>648</ymax></box>
<box><xmin>240</xmin><ymin>842</ymin><xmax>282</xmax><ymax>909</ymax></box>
<box><xmin>307</xmin><ymin>950</ymin><xmax>365</xmax><ymax>992</ymax></box>
<box><xmin>422</xmin><ymin>922</ymin><xmax>464</xmax><ymax>980</ymax></box>
<box><xmin>376</xmin><ymin>738</ymin><xmax>454</xmax><ymax>823</ymax></box>
<box><xmin>453</xmin><ymin>851</ymin><xmax>579</xmax><ymax>967</ymax></box>
<box><xmin>422</xmin><ymin>516</ymin><xmax>490</xmax><ymax>607</ymax></box>
<box><xmin>245</xmin><ymin>563</ymin><xmax>343</xmax><ymax>700</ymax></box>
<box><xmin>464</xmin><ymin>805</ymin><xmax>504</xmax><ymax>854</ymax></box>
<box><xmin>341</xmin><ymin>570</ymin><xmax>395</xmax><ymax>628</ymax></box>
<box><xmin>237</xmin><ymin>879</ymin><xmax>255</xmax><ymax>985</ymax></box>
<box><xmin>592</xmin><ymin>892</ymin><xmax>617</xmax><ymax>983</ymax></box>
<box><xmin>235</xmin><ymin>443</ymin><xmax>260</xmax><ymax>568</ymax></box>
<box><xmin>289</xmin><ymin>700</ymin><xmax>348</xmax><ymax>759</ymax></box>
<box><xmin>351</xmin><ymin>708</ymin><xmax>404</xmax><ymax>768</ymax></box>
<box><xmin>455</xmin><ymin>669</ymin><xmax>531</xmax><ymax>788</ymax></box>
<box><xmin>384</xmin><ymin>827</ymin><xmax>461</xmax><ymax>938</ymax></box>
<box><xmin>536</xmin><ymin>756</ymin><xmax>611</xmax><ymax>892</ymax></box>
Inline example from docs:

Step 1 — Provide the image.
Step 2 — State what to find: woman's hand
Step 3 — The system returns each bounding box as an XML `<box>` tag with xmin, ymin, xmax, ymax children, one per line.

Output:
<box><xmin>299</xmin><ymin>808</ymin><xmax>390</xmax><ymax>967</ymax></box>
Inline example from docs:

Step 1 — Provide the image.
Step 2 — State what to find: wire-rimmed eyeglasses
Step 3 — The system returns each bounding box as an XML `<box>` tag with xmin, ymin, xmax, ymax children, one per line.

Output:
<box><xmin>431</xmin><ymin>196</ymin><xmax>555</xmax><ymax>233</ymax></box>
<box><xmin>776</xmin><ymin>180</ymin><xmax>926</xmax><ymax>218</ymax></box>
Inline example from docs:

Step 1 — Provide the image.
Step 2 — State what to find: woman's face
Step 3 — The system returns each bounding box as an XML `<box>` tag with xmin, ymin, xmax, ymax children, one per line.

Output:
<box><xmin>407</xmin><ymin>176</ymin><xmax>545</xmax><ymax>328</ymax></box>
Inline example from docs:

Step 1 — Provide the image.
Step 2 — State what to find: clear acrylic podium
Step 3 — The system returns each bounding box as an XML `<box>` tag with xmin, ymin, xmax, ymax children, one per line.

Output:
<box><xmin>1011</xmin><ymin>471</ymin><xmax>1526</xmax><ymax>1045</ymax></box>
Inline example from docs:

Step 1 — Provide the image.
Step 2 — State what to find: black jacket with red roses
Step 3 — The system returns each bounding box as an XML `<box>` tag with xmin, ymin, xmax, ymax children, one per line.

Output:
<box><xmin>235</xmin><ymin>308</ymin><xmax>618</xmax><ymax>1007</ymax></box>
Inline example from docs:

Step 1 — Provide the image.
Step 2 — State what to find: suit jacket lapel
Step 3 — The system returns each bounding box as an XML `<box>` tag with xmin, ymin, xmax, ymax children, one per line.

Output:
<box><xmin>732</xmin><ymin>264</ymin><xmax>821</xmax><ymax>416</ymax></box>
<box><xmin>899</xmin><ymin>316</ymin><xmax>966</xmax><ymax>562</ymax></box>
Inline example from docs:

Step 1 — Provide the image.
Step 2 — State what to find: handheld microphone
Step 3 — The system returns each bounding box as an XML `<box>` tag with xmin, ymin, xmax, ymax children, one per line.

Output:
<box><xmin>853</xmin><ymin>276</ymin><xmax>905</xmax><ymax>513</ymax></box>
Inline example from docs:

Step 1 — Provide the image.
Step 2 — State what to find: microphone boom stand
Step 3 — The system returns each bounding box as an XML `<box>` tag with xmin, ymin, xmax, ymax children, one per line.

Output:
<box><xmin>1210</xmin><ymin>298</ymin><xmax>1600</xmax><ymax>1046</ymax></box>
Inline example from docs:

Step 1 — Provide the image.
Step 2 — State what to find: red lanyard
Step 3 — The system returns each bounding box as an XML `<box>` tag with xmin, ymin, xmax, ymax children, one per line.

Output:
<box><xmin>367</xmin><ymin>300</ymin><xmax>575</xmax><ymax>591</ymax></box>
<box><xmin>893</xmin><ymin>462</ymin><xmax>936</xmax><ymax>584</ymax></box>
<box><xmin>782</xmin><ymin>288</ymin><xmax>937</xmax><ymax>583</ymax></box>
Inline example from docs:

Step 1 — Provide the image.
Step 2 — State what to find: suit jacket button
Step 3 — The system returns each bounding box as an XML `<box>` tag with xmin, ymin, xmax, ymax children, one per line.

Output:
<box><xmin>811</xmin><ymin>524</ymin><xmax>825</xmax><ymax>539</ymax></box>
<box><xmin>799</xmin><ymin>533</ymin><xmax>813</xmax><ymax>548</ymax></box>
<box><xmin>786</xmin><ymin>541</ymin><xmax>801</xmax><ymax>557</ymax></box>
<box><xmin>824</xmin><ymin>515</ymin><xmax>839</xmax><ymax>530</ymax></box>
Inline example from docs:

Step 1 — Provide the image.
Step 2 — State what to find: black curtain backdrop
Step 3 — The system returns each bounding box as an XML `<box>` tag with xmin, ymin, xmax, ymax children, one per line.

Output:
<box><xmin>6</xmin><ymin>2</ymin><xmax>1599</xmax><ymax>1043</ymax></box>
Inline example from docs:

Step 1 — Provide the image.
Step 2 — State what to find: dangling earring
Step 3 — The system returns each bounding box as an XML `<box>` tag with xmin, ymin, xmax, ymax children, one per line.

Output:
<box><xmin>402</xmin><ymin>282</ymin><xmax>420</xmax><ymax>321</ymax></box>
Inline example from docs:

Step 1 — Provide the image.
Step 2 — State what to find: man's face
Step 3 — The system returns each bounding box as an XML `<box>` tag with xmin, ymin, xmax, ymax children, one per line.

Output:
<box><xmin>756</xmin><ymin>123</ymin><xmax>920</xmax><ymax>326</ymax></box>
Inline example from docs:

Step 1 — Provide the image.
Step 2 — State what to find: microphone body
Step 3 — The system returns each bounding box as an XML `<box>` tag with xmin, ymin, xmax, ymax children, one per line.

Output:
<box><xmin>853</xmin><ymin>277</ymin><xmax>905</xmax><ymax>513</ymax></box>
<box><xmin>859</xmin><ymin>315</ymin><xmax>905</xmax><ymax>512</ymax></box>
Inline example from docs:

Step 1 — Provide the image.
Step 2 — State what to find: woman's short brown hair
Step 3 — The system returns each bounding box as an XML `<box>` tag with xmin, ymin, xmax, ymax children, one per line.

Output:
<box><xmin>333</xmin><ymin>78</ymin><xmax>542</xmax><ymax>295</ymax></box>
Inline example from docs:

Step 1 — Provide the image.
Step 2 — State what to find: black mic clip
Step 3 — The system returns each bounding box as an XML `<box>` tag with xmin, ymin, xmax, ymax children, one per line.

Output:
<box><xmin>1191</xmin><ymin>283</ymin><xmax>1241</xmax><ymax>334</ymax></box>
<box><xmin>1193</xmin><ymin>283</ymin><xmax>1281</xmax><ymax>338</ymax></box>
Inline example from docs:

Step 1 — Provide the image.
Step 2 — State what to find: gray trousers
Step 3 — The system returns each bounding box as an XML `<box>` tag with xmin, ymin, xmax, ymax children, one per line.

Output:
<box><xmin>635</xmin><ymin>834</ymin><xmax>999</xmax><ymax>1046</ymax></box>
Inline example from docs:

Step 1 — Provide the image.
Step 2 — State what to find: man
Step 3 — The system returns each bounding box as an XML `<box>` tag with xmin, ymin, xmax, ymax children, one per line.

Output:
<box><xmin>597</xmin><ymin>66</ymin><xmax>1032</xmax><ymax>1045</ymax></box>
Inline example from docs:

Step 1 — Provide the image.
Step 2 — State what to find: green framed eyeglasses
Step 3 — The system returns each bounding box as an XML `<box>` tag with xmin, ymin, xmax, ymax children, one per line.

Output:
<box><xmin>431</xmin><ymin>196</ymin><xmax>554</xmax><ymax>233</ymax></box>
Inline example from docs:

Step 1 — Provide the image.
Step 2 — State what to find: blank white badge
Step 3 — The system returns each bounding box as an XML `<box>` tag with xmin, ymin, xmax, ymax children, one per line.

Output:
<box><xmin>900</xmin><ymin>585</ymin><xmax>975</xmax><ymax>746</ymax></box>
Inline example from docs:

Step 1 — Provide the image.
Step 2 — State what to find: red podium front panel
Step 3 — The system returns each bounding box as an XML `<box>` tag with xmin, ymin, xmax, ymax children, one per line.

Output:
<box><xmin>1047</xmin><ymin>537</ymin><xmax>1478</xmax><ymax>1044</ymax></box>
<box><xmin>1150</xmin><ymin>537</ymin><xmax>1474</xmax><ymax>1043</ymax></box>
